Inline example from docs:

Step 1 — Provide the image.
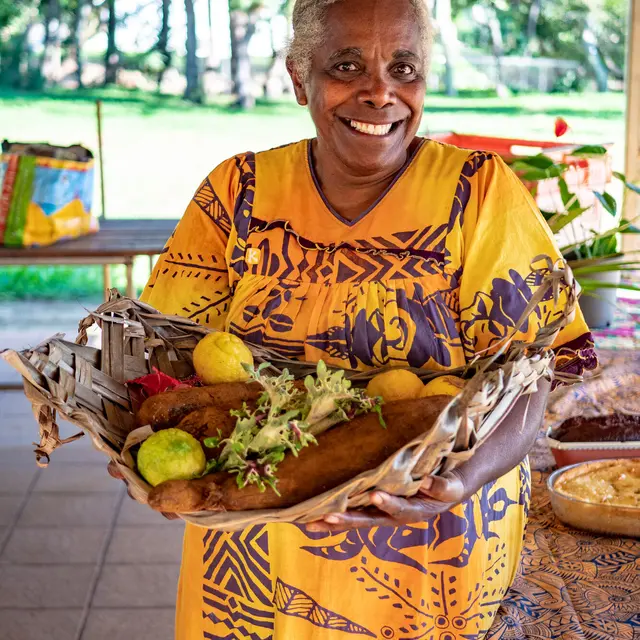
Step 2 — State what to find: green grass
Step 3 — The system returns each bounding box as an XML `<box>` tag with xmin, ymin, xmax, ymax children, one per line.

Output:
<box><xmin>0</xmin><ymin>87</ymin><xmax>627</xmax><ymax>299</ymax></box>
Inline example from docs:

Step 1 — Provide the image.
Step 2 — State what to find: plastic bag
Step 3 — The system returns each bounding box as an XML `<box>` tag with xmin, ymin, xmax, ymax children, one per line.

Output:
<box><xmin>0</xmin><ymin>141</ymin><xmax>98</xmax><ymax>247</ymax></box>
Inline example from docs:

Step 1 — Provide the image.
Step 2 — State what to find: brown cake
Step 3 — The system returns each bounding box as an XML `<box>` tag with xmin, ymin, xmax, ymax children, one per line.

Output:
<box><xmin>552</xmin><ymin>414</ymin><xmax>640</xmax><ymax>444</ymax></box>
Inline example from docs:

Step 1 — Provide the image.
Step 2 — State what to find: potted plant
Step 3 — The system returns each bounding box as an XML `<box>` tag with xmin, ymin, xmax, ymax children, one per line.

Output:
<box><xmin>510</xmin><ymin>145</ymin><xmax>640</xmax><ymax>329</ymax></box>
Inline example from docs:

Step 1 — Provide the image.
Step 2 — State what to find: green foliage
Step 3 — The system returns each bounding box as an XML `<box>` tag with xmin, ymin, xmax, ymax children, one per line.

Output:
<box><xmin>451</xmin><ymin>0</ymin><xmax>628</xmax><ymax>81</ymax></box>
<box><xmin>515</xmin><ymin>146</ymin><xmax>640</xmax><ymax>273</ymax></box>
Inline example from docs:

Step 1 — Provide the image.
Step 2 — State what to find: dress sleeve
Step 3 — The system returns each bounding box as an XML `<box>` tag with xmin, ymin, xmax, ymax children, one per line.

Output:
<box><xmin>140</xmin><ymin>158</ymin><xmax>241</xmax><ymax>330</ymax></box>
<box><xmin>458</xmin><ymin>153</ymin><xmax>598</xmax><ymax>380</ymax></box>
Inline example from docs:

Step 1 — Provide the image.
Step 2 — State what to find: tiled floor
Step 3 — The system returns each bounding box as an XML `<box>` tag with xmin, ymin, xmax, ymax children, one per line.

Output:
<box><xmin>0</xmin><ymin>391</ymin><xmax>183</xmax><ymax>640</ymax></box>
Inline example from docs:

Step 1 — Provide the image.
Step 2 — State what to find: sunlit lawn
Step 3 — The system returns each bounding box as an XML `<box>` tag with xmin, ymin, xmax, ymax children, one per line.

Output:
<box><xmin>0</xmin><ymin>87</ymin><xmax>627</xmax><ymax>298</ymax></box>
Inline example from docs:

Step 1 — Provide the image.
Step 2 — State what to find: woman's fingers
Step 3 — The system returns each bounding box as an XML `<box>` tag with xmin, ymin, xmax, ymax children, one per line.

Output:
<box><xmin>418</xmin><ymin>471</ymin><xmax>466</xmax><ymax>504</ymax></box>
<box><xmin>306</xmin><ymin>508</ymin><xmax>398</xmax><ymax>532</ymax></box>
<box><xmin>372</xmin><ymin>492</ymin><xmax>456</xmax><ymax>520</ymax></box>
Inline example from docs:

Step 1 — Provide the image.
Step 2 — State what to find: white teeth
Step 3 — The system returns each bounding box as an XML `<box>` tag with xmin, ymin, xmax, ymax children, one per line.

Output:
<box><xmin>349</xmin><ymin>120</ymin><xmax>393</xmax><ymax>136</ymax></box>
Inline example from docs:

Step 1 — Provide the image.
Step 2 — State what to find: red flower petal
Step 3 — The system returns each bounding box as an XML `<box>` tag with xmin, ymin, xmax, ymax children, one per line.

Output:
<box><xmin>555</xmin><ymin>117</ymin><xmax>569</xmax><ymax>138</ymax></box>
<box><xmin>126</xmin><ymin>368</ymin><xmax>202</xmax><ymax>412</ymax></box>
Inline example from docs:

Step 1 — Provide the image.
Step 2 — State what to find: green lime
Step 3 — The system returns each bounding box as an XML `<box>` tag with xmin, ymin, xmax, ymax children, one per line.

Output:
<box><xmin>137</xmin><ymin>429</ymin><xmax>206</xmax><ymax>487</ymax></box>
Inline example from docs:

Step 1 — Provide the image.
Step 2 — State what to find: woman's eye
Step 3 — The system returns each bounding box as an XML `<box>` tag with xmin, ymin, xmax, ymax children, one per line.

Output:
<box><xmin>394</xmin><ymin>63</ymin><xmax>416</xmax><ymax>76</ymax></box>
<box><xmin>335</xmin><ymin>62</ymin><xmax>358</xmax><ymax>73</ymax></box>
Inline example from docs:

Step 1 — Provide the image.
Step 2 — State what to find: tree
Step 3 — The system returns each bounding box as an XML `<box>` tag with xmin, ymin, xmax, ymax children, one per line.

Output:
<box><xmin>228</xmin><ymin>0</ymin><xmax>262</xmax><ymax>109</ymax></box>
<box><xmin>69</xmin><ymin>0</ymin><xmax>87</xmax><ymax>87</ymax></box>
<box><xmin>262</xmin><ymin>0</ymin><xmax>291</xmax><ymax>98</ymax></box>
<box><xmin>582</xmin><ymin>8</ymin><xmax>608</xmax><ymax>91</ymax></box>
<box><xmin>104</xmin><ymin>0</ymin><xmax>118</xmax><ymax>84</ymax></box>
<box><xmin>433</xmin><ymin>0</ymin><xmax>458</xmax><ymax>96</ymax></box>
<box><xmin>523</xmin><ymin>0</ymin><xmax>542</xmax><ymax>54</ymax></box>
<box><xmin>184</xmin><ymin>0</ymin><xmax>202</xmax><ymax>102</ymax></box>
<box><xmin>156</xmin><ymin>0</ymin><xmax>171</xmax><ymax>88</ymax></box>
<box><xmin>39</xmin><ymin>0</ymin><xmax>62</xmax><ymax>86</ymax></box>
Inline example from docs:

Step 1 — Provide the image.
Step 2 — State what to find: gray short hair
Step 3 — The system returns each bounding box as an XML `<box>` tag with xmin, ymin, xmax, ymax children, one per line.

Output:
<box><xmin>288</xmin><ymin>0</ymin><xmax>434</xmax><ymax>82</ymax></box>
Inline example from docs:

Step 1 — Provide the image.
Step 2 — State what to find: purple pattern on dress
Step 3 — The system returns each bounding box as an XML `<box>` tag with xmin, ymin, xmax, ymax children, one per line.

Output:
<box><xmin>298</xmin><ymin>463</ymin><xmax>525</xmax><ymax>574</ymax></box>
<box><xmin>446</xmin><ymin>151</ymin><xmax>495</xmax><ymax>233</ymax></box>
<box><xmin>553</xmin><ymin>332</ymin><xmax>599</xmax><ymax>380</ymax></box>
<box><xmin>273</xmin><ymin>578</ymin><xmax>376</xmax><ymax>636</ymax></box>
<box><xmin>230</xmin><ymin>152</ymin><xmax>256</xmax><ymax>279</ymax></box>
<box><xmin>460</xmin><ymin>268</ymin><xmax>548</xmax><ymax>359</ymax></box>
<box><xmin>201</xmin><ymin>525</ymin><xmax>274</xmax><ymax>638</ymax></box>
<box><xmin>192</xmin><ymin>177</ymin><xmax>233</xmax><ymax>235</ymax></box>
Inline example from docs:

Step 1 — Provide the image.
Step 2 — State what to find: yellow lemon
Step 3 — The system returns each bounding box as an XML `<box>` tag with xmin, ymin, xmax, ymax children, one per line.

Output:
<box><xmin>192</xmin><ymin>332</ymin><xmax>254</xmax><ymax>385</ymax></box>
<box><xmin>365</xmin><ymin>370</ymin><xmax>425</xmax><ymax>403</ymax></box>
<box><xmin>420</xmin><ymin>375</ymin><xmax>465</xmax><ymax>398</ymax></box>
<box><xmin>137</xmin><ymin>429</ymin><xmax>206</xmax><ymax>487</ymax></box>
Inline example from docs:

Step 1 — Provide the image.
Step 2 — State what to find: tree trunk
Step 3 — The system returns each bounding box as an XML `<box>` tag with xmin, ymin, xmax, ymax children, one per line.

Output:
<box><xmin>104</xmin><ymin>0</ymin><xmax>119</xmax><ymax>85</ymax></box>
<box><xmin>184</xmin><ymin>0</ymin><xmax>202</xmax><ymax>102</ymax></box>
<box><xmin>40</xmin><ymin>0</ymin><xmax>62</xmax><ymax>86</ymax></box>
<box><xmin>157</xmin><ymin>0</ymin><xmax>172</xmax><ymax>88</ymax></box>
<box><xmin>524</xmin><ymin>0</ymin><xmax>542</xmax><ymax>55</ymax></box>
<box><xmin>17</xmin><ymin>23</ymin><xmax>35</xmax><ymax>88</ymax></box>
<box><xmin>205</xmin><ymin>0</ymin><xmax>218</xmax><ymax>71</ymax></box>
<box><xmin>582</xmin><ymin>14</ymin><xmax>608</xmax><ymax>92</ymax></box>
<box><xmin>229</xmin><ymin>6</ymin><xmax>258</xmax><ymax>109</ymax></box>
<box><xmin>434</xmin><ymin>0</ymin><xmax>457</xmax><ymax>96</ymax></box>
<box><xmin>70</xmin><ymin>0</ymin><xmax>85</xmax><ymax>88</ymax></box>
<box><xmin>487</xmin><ymin>7</ymin><xmax>508</xmax><ymax>96</ymax></box>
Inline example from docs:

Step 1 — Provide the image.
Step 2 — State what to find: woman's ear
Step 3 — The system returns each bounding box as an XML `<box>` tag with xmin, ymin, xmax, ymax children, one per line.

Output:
<box><xmin>286</xmin><ymin>57</ymin><xmax>308</xmax><ymax>106</ymax></box>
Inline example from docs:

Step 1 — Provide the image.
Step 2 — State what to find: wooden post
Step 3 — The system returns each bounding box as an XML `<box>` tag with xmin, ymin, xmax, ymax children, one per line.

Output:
<box><xmin>125</xmin><ymin>258</ymin><xmax>135</xmax><ymax>299</ymax></box>
<box><xmin>103</xmin><ymin>264</ymin><xmax>111</xmax><ymax>301</ymax></box>
<box><xmin>623</xmin><ymin>0</ymin><xmax>640</xmax><ymax>253</ymax></box>
<box><xmin>96</xmin><ymin>100</ymin><xmax>106</xmax><ymax>220</ymax></box>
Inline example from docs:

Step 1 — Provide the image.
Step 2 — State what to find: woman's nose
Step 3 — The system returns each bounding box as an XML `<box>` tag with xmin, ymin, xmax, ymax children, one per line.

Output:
<box><xmin>358</xmin><ymin>72</ymin><xmax>397</xmax><ymax>109</ymax></box>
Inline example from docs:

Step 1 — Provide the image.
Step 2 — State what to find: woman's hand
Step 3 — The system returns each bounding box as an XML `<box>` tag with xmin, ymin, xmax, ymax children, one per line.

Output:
<box><xmin>306</xmin><ymin>379</ymin><xmax>550</xmax><ymax>534</ymax></box>
<box><xmin>107</xmin><ymin>461</ymin><xmax>179</xmax><ymax>521</ymax></box>
<box><xmin>306</xmin><ymin>470</ymin><xmax>467</xmax><ymax>532</ymax></box>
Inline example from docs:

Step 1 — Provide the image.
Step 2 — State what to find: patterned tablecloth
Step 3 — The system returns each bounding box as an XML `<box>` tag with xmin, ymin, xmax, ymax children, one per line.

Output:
<box><xmin>488</xmin><ymin>319</ymin><xmax>640</xmax><ymax>639</ymax></box>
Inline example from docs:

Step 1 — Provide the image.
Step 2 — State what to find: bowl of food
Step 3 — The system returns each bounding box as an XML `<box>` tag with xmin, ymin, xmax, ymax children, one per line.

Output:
<box><xmin>547</xmin><ymin>458</ymin><xmax>640</xmax><ymax>538</ymax></box>
<box><xmin>547</xmin><ymin>413</ymin><xmax>640</xmax><ymax>468</ymax></box>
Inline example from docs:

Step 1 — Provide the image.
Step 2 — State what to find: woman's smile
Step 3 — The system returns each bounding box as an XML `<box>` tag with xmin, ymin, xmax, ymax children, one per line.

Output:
<box><xmin>339</xmin><ymin>117</ymin><xmax>406</xmax><ymax>138</ymax></box>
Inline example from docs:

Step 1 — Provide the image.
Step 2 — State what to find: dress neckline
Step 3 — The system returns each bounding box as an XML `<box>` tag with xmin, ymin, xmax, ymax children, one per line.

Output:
<box><xmin>305</xmin><ymin>138</ymin><xmax>426</xmax><ymax>227</ymax></box>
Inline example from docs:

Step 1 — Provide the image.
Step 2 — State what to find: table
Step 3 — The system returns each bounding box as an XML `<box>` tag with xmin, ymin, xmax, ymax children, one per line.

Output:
<box><xmin>0</xmin><ymin>219</ymin><xmax>177</xmax><ymax>299</ymax></box>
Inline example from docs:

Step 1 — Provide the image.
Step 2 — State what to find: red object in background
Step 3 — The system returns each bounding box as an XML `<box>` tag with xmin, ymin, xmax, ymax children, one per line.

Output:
<box><xmin>428</xmin><ymin>131</ymin><xmax>614</xmax><ymax>240</ymax></box>
<box><xmin>126</xmin><ymin>368</ymin><xmax>201</xmax><ymax>413</ymax></box>
<box><xmin>555</xmin><ymin>117</ymin><xmax>570</xmax><ymax>138</ymax></box>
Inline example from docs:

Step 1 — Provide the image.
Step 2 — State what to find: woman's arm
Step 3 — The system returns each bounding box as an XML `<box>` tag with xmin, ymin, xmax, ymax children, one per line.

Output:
<box><xmin>307</xmin><ymin>379</ymin><xmax>550</xmax><ymax>532</ymax></box>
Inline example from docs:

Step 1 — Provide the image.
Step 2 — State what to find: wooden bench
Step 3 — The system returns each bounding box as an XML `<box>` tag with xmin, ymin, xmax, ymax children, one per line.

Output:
<box><xmin>0</xmin><ymin>219</ymin><xmax>177</xmax><ymax>299</ymax></box>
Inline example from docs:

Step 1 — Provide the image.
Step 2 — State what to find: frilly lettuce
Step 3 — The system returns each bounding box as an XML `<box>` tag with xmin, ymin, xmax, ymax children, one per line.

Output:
<box><xmin>209</xmin><ymin>361</ymin><xmax>383</xmax><ymax>493</ymax></box>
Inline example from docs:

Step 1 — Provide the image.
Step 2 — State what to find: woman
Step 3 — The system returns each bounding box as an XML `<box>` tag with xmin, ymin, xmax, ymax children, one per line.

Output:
<box><xmin>134</xmin><ymin>0</ymin><xmax>598</xmax><ymax>637</ymax></box>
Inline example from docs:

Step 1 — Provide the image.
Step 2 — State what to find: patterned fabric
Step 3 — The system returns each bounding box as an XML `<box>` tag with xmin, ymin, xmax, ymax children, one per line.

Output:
<box><xmin>489</xmin><ymin>349</ymin><xmax>640</xmax><ymax>640</ymax></box>
<box><xmin>141</xmin><ymin>138</ymin><xmax>598</xmax><ymax>639</ymax></box>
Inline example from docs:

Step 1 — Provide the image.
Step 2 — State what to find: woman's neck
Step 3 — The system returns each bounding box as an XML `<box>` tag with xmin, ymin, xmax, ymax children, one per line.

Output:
<box><xmin>310</xmin><ymin>138</ymin><xmax>418</xmax><ymax>222</ymax></box>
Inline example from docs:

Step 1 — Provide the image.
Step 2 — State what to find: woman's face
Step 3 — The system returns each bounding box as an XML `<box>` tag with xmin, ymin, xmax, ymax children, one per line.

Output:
<box><xmin>290</xmin><ymin>0</ymin><xmax>427</xmax><ymax>176</ymax></box>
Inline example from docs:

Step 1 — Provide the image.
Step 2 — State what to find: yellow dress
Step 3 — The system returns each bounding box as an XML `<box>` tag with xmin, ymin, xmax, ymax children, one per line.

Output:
<box><xmin>141</xmin><ymin>139</ymin><xmax>597</xmax><ymax>640</ymax></box>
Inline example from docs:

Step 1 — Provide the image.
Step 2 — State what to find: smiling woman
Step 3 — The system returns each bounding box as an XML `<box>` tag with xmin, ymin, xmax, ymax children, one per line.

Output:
<box><xmin>126</xmin><ymin>0</ymin><xmax>599</xmax><ymax>638</ymax></box>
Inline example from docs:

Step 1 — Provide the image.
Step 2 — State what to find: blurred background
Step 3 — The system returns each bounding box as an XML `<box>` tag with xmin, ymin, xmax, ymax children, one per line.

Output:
<box><xmin>0</xmin><ymin>0</ymin><xmax>634</xmax><ymax>299</ymax></box>
<box><xmin>0</xmin><ymin>4</ymin><xmax>638</xmax><ymax>639</ymax></box>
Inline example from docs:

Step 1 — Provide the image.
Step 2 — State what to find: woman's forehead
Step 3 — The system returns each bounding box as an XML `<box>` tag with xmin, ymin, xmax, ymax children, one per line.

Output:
<box><xmin>320</xmin><ymin>0</ymin><xmax>422</xmax><ymax>58</ymax></box>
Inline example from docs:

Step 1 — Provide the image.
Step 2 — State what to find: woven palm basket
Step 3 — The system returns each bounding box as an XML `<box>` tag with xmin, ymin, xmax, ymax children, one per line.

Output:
<box><xmin>1</xmin><ymin>258</ymin><xmax>578</xmax><ymax>530</ymax></box>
